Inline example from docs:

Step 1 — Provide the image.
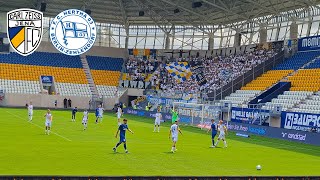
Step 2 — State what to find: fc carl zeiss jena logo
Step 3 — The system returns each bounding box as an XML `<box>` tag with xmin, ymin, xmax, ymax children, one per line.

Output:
<box><xmin>7</xmin><ymin>9</ymin><xmax>43</xmax><ymax>56</ymax></box>
<box><xmin>50</xmin><ymin>9</ymin><xmax>96</xmax><ymax>56</ymax></box>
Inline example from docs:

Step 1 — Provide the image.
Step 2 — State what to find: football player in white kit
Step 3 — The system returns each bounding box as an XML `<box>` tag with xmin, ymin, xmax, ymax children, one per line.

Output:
<box><xmin>27</xmin><ymin>102</ymin><xmax>33</xmax><ymax>121</ymax></box>
<box><xmin>82</xmin><ymin>109</ymin><xmax>89</xmax><ymax>130</ymax></box>
<box><xmin>169</xmin><ymin>120</ymin><xmax>182</xmax><ymax>153</ymax></box>
<box><xmin>116</xmin><ymin>106</ymin><xmax>123</xmax><ymax>126</ymax></box>
<box><xmin>153</xmin><ymin>109</ymin><xmax>162</xmax><ymax>132</ymax></box>
<box><xmin>214</xmin><ymin>120</ymin><xmax>228</xmax><ymax>148</ymax></box>
<box><xmin>44</xmin><ymin>109</ymin><xmax>53</xmax><ymax>135</ymax></box>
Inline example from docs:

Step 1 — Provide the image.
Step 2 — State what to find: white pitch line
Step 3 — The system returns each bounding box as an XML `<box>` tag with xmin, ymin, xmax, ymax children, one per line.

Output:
<box><xmin>6</xmin><ymin>111</ymin><xmax>72</xmax><ymax>142</ymax></box>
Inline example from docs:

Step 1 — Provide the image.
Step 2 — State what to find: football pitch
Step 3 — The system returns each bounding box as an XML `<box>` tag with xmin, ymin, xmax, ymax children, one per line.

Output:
<box><xmin>0</xmin><ymin>108</ymin><xmax>319</xmax><ymax>176</ymax></box>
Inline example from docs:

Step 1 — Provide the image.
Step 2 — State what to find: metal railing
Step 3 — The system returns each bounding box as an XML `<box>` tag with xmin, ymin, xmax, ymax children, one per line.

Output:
<box><xmin>207</xmin><ymin>51</ymin><xmax>285</xmax><ymax>101</ymax></box>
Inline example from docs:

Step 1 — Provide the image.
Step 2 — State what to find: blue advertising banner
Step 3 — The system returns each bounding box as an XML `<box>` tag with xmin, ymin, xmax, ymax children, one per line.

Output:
<box><xmin>146</xmin><ymin>96</ymin><xmax>197</xmax><ymax>107</ymax></box>
<box><xmin>281</xmin><ymin>111</ymin><xmax>320</xmax><ymax>133</ymax></box>
<box><xmin>124</xmin><ymin>108</ymin><xmax>320</xmax><ymax>146</ymax></box>
<box><xmin>228</xmin><ymin>121</ymin><xmax>320</xmax><ymax>146</ymax></box>
<box><xmin>298</xmin><ymin>35</ymin><xmax>320</xmax><ymax>51</ymax></box>
<box><xmin>41</xmin><ymin>75</ymin><xmax>53</xmax><ymax>85</ymax></box>
<box><xmin>231</xmin><ymin>107</ymin><xmax>269</xmax><ymax>124</ymax></box>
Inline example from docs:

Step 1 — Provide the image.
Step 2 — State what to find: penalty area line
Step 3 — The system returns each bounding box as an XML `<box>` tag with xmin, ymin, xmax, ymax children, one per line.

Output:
<box><xmin>6</xmin><ymin>111</ymin><xmax>72</xmax><ymax>142</ymax></box>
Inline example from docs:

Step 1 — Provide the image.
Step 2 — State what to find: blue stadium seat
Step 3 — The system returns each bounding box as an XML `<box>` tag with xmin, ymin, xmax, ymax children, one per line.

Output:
<box><xmin>305</xmin><ymin>58</ymin><xmax>320</xmax><ymax>69</ymax></box>
<box><xmin>0</xmin><ymin>52</ymin><xmax>82</xmax><ymax>68</ymax></box>
<box><xmin>273</xmin><ymin>51</ymin><xmax>320</xmax><ymax>70</ymax></box>
<box><xmin>86</xmin><ymin>55</ymin><xmax>123</xmax><ymax>71</ymax></box>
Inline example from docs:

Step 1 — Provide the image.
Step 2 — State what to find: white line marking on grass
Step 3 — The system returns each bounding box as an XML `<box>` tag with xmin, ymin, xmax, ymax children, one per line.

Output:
<box><xmin>6</xmin><ymin>111</ymin><xmax>72</xmax><ymax>142</ymax></box>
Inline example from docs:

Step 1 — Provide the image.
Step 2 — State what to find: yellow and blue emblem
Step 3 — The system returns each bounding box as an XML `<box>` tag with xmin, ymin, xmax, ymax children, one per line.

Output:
<box><xmin>7</xmin><ymin>8</ymin><xmax>43</xmax><ymax>56</ymax></box>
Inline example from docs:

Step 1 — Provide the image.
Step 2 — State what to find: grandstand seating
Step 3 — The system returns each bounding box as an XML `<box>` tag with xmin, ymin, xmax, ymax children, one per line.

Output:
<box><xmin>0</xmin><ymin>52</ymin><xmax>89</xmax><ymax>96</ymax></box>
<box><xmin>221</xmin><ymin>90</ymin><xmax>261</xmax><ymax>107</ymax></box>
<box><xmin>273</xmin><ymin>51</ymin><xmax>320</xmax><ymax>70</ymax></box>
<box><xmin>241</xmin><ymin>70</ymin><xmax>293</xmax><ymax>91</ymax></box>
<box><xmin>55</xmin><ymin>83</ymin><xmax>91</xmax><ymax>97</ymax></box>
<box><xmin>293</xmin><ymin>93</ymin><xmax>320</xmax><ymax>114</ymax></box>
<box><xmin>87</xmin><ymin>55</ymin><xmax>124</xmax><ymax>97</ymax></box>
<box><xmin>287</xmin><ymin>69</ymin><xmax>320</xmax><ymax>91</ymax></box>
<box><xmin>0</xmin><ymin>80</ymin><xmax>40</xmax><ymax>94</ymax></box>
<box><xmin>262</xmin><ymin>91</ymin><xmax>313</xmax><ymax>111</ymax></box>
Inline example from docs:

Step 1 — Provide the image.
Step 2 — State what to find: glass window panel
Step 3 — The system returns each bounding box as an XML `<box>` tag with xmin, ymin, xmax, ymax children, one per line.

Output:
<box><xmin>310</xmin><ymin>21</ymin><xmax>319</xmax><ymax>36</ymax></box>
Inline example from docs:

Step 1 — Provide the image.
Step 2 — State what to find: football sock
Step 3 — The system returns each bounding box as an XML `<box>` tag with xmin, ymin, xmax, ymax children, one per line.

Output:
<box><xmin>124</xmin><ymin>144</ymin><xmax>127</xmax><ymax>150</ymax></box>
<box><xmin>212</xmin><ymin>139</ymin><xmax>215</xmax><ymax>146</ymax></box>
<box><xmin>224</xmin><ymin>141</ymin><xmax>227</xmax><ymax>147</ymax></box>
<box><xmin>215</xmin><ymin>140</ymin><xmax>220</xmax><ymax>146</ymax></box>
<box><xmin>115</xmin><ymin>142</ymin><xmax>121</xmax><ymax>148</ymax></box>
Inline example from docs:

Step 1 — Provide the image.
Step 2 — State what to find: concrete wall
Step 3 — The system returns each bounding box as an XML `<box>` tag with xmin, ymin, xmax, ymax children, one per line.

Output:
<box><xmin>270</xmin><ymin>116</ymin><xmax>281</xmax><ymax>128</ymax></box>
<box><xmin>0</xmin><ymin>93</ymin><xmax>117</xmax><ymax>110</ymax></box>
<box><xmin>127</xmin><ymin>89</ymin><xmax>144</xmax><ymax>96</ymax></box>
<box><xmin>35</xmin><ymin>41</ymin><xmax>127</xmax><ymax>58</ymax></box>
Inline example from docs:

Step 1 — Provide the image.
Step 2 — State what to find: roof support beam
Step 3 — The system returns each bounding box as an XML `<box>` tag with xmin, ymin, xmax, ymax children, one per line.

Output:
<box><xmin>202</xmin><ymin>0</ymin><xmax>249</xmax><ymax>21</ymax></box>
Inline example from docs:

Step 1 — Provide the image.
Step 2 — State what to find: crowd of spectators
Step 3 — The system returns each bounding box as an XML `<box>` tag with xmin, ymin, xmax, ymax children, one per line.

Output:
<box><xmin>123</xmin><ymin>49</ymin><xmax>277</xmax><ymax>96</ymax></box>
<box><xmin>125</xmin><ymin>57</ymin><xmax>159</xmax><ymax>81</ymax></box>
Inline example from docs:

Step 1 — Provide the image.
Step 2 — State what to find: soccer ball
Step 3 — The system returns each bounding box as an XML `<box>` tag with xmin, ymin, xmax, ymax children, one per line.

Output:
<box><xmin>256</xmin><ymin>165</ymin><xmax>262</xmax><ymax>170</ymax></box>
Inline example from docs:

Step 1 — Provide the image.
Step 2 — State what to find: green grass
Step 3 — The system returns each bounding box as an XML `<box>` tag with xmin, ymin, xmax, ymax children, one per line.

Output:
<box><xmin>0</xmin><ymin>107</ymin><xmax>319</xmax><ymax>176</ymax></box>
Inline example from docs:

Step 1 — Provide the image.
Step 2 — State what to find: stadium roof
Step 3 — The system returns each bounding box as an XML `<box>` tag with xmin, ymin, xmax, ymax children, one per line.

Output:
<box><xmin>1</xmin><ymin>0</ymin><xmax>320</xmax><ymax>27</ymax></box>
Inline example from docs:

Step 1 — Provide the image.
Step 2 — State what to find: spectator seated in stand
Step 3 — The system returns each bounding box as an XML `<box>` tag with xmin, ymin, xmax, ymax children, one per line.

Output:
<box><xmin>152</xmin><ymin>49</ymin><xmax>277</xmax><ymax>96</ymax></box>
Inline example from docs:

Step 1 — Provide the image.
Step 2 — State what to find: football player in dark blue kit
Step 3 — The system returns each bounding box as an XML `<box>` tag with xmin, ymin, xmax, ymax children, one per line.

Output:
<box><xmin>207</xmin><ymin>119</ymin><xmax>217</xmax><ymax>148</ymax></box>
<box><xmin>113</xmin><ymin>119</ymin><xmax>134</xmax><ymax>153</ymax></box>
<box><xmin>71</xmin><ymin>107</ymin><xmax>78</xmax><ymax>122</ymax></box>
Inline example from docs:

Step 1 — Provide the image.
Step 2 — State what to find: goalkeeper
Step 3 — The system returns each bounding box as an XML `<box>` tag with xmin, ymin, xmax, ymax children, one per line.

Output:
<box><xmin>171</xmin><ymin>108</ymin><xmax>179</xmax><ymax>124</ymax></box>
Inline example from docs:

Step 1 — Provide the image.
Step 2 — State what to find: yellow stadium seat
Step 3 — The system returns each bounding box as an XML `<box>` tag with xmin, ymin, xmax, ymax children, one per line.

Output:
<box><xmin>241</xmin><ymin>70</ymin><xmax>293</xmax><ymax>91</ymax></box>
<box><xmin>0</xmin><ymin>63</ymin><xmax>88</xmax><ymax>84</ymax></box>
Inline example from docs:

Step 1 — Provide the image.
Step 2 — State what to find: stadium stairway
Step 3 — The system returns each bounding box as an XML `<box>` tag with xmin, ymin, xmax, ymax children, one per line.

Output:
<box><xmin>223</xmin><ymin>51</ymin><xmax>320</xmax><ymax>108</ymax></box>
<box><xmin>80</xmin><ymin>54</ymin><xmax>99</xmax><ymax>98</ymax></box>
<box><xmin>86</xmin><ymin>55</ymin><xmax>125</xmax><ymax>98</ymax></box>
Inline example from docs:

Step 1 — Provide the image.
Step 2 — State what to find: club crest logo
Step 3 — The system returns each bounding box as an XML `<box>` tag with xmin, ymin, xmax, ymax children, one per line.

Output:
<box><xmin>7</xmin><ymin>8</ymin><xmax>43</xmax><ymax>56</ymax></box>
<box><xmin>49</xmin><ymin>9</ymin><xmax>96</xmax><ymax>56</ymax></box>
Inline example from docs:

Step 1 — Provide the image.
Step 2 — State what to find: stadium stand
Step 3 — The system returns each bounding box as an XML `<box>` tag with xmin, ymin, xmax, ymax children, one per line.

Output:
<box><xmin>153</xmin><ymin>49</ymin><xmax>277</xmax><ymax>95</ymax></box>
<box><xmin>241</xmin><ymin>70</ymin><xmax>293</xmax><ymax>91</ymax></box>
<box><xmin>288</xmin><ymin>69</ymin><xmax>320</xmax><ymax>91</ymax></box>
<box><xmin>0</xmin><ymin>52</ymin><xmax>90</xmax><ymax>96</ymax></box>
<box><xmin>273</xmin><ymin>51</ymin><xmax>320</xmax><ymax>70</ymax></box>
<box><xmin>263</xmin><ymin>91</ymin><xmax>313</xmax><ymax>111</ymax></box>
<box><xmin>124</xmin><ymin>57</ymin><xmax>159</xmax><ymax>81</ymax></box>
<box><xmin>220</xmin><ymin>90</ymin><xmax>261</xmax><ymax>107</ymax></box>
<box><xmin>227</xmin><ymin>50</ymin><xmax>320</xmax><ymax>108</ymax></box>
<box><xmin>86</xmin><ymin>55</ymin><xmax>124</xmax><ymax>97</ymax></box>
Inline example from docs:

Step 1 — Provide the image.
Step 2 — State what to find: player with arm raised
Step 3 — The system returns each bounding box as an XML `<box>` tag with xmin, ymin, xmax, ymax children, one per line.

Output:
<box><xmin>214</xmin><ymin>120</ymin><xmax>228</xmax><ymax>148</ymax></box>
<box><xmin>44</xmin><ymin>109</ymin><xmax>53</xmax><ymax>135</ymax></box>
<box><xmin>113</xmin><ymin>119</ymin><xmax>134</xmax><ymax>153</ymax></box>
<box><xmin>82</xmin><ymin>109</ymin><xmax>89</xmax><ymax>130</ymax></box>
<box><xmin>207</xmin><ymin>119</ymin><xmax>217</xmax><ymax>148</ymax></box>
<box><xmin>27</xmin><ymin>102</ymin><xmax>33</xmax><ymax>121</ymax></box>
<box><xmin>169</xmin><ymin>120</ymin><xmax>182</xmax><ymax>153</ymax></box>
<box><xmin>171</xmin><ymin>108</ymin><xmax>179</xmax><ymax>124</ymax></box>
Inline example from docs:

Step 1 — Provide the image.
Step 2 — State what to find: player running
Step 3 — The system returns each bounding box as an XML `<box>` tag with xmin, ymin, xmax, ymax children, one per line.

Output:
<box><xmin>82</xmin><ymin>109</ymin><xmax>89</xmax><ymax>130</ymax></box>
<box><xmin>169</xmin><ymin>120</ymin><xmax>182</xmax><ymax>153</ymax></box>
<box><xmin>214</xmin><ymin>120</ymin><xmax>228</xmax><ymax>148</ymax></box>
<box><xmin>113</xmin><ymin>119</ymin><xmax>134</xmax><ymax>153</ymax></box>
<box><xmin>153</xmin><ymin>109</ymin><xmax>162</xmax><ymax>132</ymax></box>
<box><xmin>95</xmin><ymin>105</ymin><xmax>104</xmax><ymax>123</ymax></box>
<box><xmin>171</xmin><ymin>108</ymin><xmax>179</xmax><ymax>124</ymax></box>
<box><xmin>27</xmin><ymin>102</ymin><xmax>33</xmax><ymax>121</ymax></box>
<box><xmin>116</xmin><ymin>106</ymin><xmax>123</xmax><ymax>126</ymax></box>
<box><xmin>207</xmin><ymin>119</ymin><xmax>217</xmax><ymax>148</ymax></box>
<box><xmin>44</xmin><ymin>109</ymin><xmax>53</xmax><ymax>135</ymax></box>
<box><xmin>71</xmin><ymin>107</ymin><xmax>78</xmax><ymax>122</ymax></box>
